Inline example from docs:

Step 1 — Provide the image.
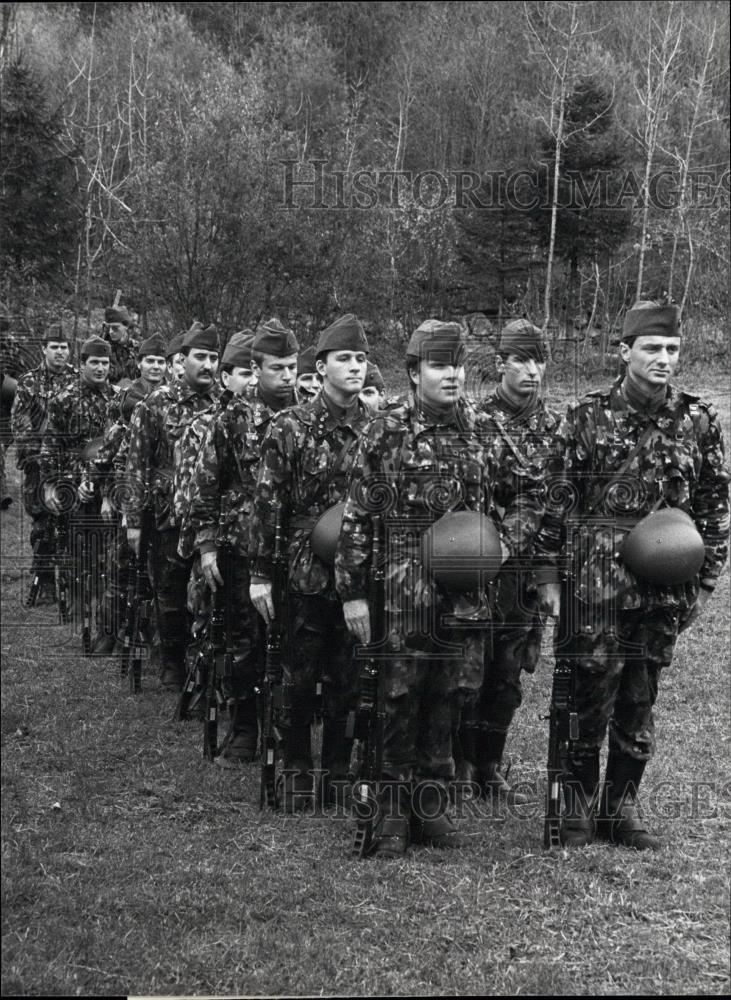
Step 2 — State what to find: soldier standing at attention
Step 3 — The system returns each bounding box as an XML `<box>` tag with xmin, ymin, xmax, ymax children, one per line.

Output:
<box><xmin>539</xmin><ymin>301</ymin><xmax>729</xmax><ymax>849</ymax></box>
<box><xmin>335</xmin><ymin>320</ymin><xmax>549</xmax><ymax>858</ymax></box>
<box><xmin>192</xmin><ymin>320</ymin><xmax>299</xmax><ymax>766</ymax></box>
<box><xmin>359</xmin><ymin>362</ymin><xmax>387</xmax><ymax>413</ymax></box>
<box><xmin>11</xmin><ymin>324</ymin><xmax>75</xmax><ymax>604</ymax></box>
<box><xmin>125</xmin><ymin>323</ymin><xmax>220</xmax><ymax>690</ymax></box>
<box><xmin>295</xmin><ymin>346</ymin><xmax>320</xmax><ymax>402</ymax></box>
<box><xmin>40</xmin><ymin>337</ymin><xmax>116</xmax><ymax>650</ymax></box>
<box><xmin>249</xmin><ymin>314</ymin><xmax>371</xmax><ymax>810</ymax></box>
<box><xmin>102</xmin><ymin>307</ymin><xmax>141</xmax><ymax>386</ymax></box>
<box><xmin>458</xmin><ymin>319</ymin><xmax>562</xmax><ymax>803</ymax></box>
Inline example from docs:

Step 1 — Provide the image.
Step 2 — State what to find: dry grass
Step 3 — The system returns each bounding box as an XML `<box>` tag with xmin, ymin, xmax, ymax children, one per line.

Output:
<box><xmin>2</xmin><ymin>373</ymin><xmax>729</xmax><ymax>997</ymax></box>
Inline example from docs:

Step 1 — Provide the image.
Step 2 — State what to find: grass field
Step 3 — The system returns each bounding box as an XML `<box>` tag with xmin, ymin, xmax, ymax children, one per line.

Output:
<box><xmin>2</xmin><ymin>371</ymin><xmax>729</xmax><ymax>997</ymax></box>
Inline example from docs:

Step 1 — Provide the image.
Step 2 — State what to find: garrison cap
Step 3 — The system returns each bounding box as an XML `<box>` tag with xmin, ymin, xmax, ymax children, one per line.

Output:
<box><xmin>42</xmin><ymin>323</ymin><xmax>69</xmax><ymax>344</ymax></box>
<box><xmin>406</xmin><ymin>319</ymin><xmax>465</xmax><ymax>364</ymax></box>
<box><xmin>104</xmin><ymin>306</ymin><xmax>132</xmax><ymax>326</ymax></box>
<box><xmin>498</xmin><ymin>318</ymin><xmax>547</xmax><ymax>362</ymax></box>
<box><xmin>222</xmin><ymin>330</ymin><xmax>255</xmax><ymax>368</ymax></box>
<box><xmin>253</xmin><ymin>318</ymin><xmax>299</xmax><ymax>358</ymax></box>
<box><xmin>363</xmin><ymin>362</ymin><xmax>385</xmax><ymax>391</ymax></box>
<box><xmin>316</xmin><ymin>314</ymin><xmax>369</xmax><ymax>356</ymax></box>
<box><xmin>166</xmin><ymin>331</ymin><xmax>185</xmax><ymax>359</ymax></box>
<box><xmin>182</xmin><ymin>322</ymin><xmax>219</xmax><ymax>353</ymax></box>
<box><xmin>137</xmin><ymin>334</ymin><xmax>167</xmax><ymax>359</ymax></box>
<box><xmin>297</xmin><ymin>346</ymin><xmax>318</xmax><ymax>375</ymax></box>
<box><xmin>80</xmin><ymin>336</ymin><xmax>111</xmax><ymax>359</ymax></box>
<box><xmin>622</xmin><ymin>303</ymin><xmax>681</xmax><ymax>342</ymax></box>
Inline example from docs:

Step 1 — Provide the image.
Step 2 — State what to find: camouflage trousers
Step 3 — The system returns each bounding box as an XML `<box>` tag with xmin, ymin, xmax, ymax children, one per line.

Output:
<box><xmin>381</xmin><ymin>609</ymin><xmax>486</xmax><ymax>783</ymax></box>
<box><xmin>555</xmin><ymin>599</ymin><xmax>681</xmax><ymax>760</ymax></box>
<box><xmin>282</xmin><ymin>594</ymin><xmax>360</xmax><ymax>723</ymax></box>
<box><xmin>152</xmin><ymin>528</ymin><xmax>193</xmax><ymax>659</ymax></box>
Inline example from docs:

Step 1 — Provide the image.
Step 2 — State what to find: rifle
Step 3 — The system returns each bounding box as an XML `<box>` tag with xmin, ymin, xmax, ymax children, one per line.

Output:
<box><xmin>54</xmin><ymin>515</ymin><xmax>71</xmax><ymax>624</ymax></box>
<box><xmin>121</xmin><ymin>515</ymin><xmax>154</xmax><ymax>694</ymax></box>
<box><xmin>202</xmin><ymin>544</ymin><xmax>233</xmax><ymax>762</ymax></box>
<box><xmin>543</xmin><ymin>658</ymin><xmax>579</xmax><ymax>849</ymax></box>
<box><xmin>260</xmin><ymin>500</ymin><xmax>287</xmax><ymax>810</ymax></box>
<box><xmin>347</xmin><ymin>514</ymin><xmax>386</xmax><ymax>859</ymax></box>
<box><xmin>26</xmin><ymin>519</ymin><xmax>54</xmax><ymax>608</ymax></box>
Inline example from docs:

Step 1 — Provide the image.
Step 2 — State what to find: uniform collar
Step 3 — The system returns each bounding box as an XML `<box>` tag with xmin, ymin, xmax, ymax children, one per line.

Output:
<box><xmin>411</xmin><ymin>395</ymin><xmax>475</xmax><ymax>434</ymax></box>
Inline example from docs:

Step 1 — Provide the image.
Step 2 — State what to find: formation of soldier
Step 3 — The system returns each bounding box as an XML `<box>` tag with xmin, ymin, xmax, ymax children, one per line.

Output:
<box><xmin>6</xmin><ymin>301</ymin><xmax>728</xmax><ymax>860</ymax></box>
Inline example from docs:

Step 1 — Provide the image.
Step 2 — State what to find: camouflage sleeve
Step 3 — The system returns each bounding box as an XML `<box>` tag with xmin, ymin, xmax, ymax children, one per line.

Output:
<box><xmin>248</xmin><ymin>413</ymin><xmax>297</xmax><ymax>579</ymax></box>
<box><xmin>533</xmin><ymin>402</ymin><xmax>588</xmax><ymax>564</ymax></box>
<box><xmin>335</xmin><ymin>418</ymin><xmax>391</xmax><ymax>603</ymax></box>
<box><xmin>10</xmin><ymin>381</ymin><xmax>37</xmax><ymax>466</ymax></box>
<box><xmin>94</xmin><ymin>420</ymin><xmax>128</xmax><ymax>501</ymax></box>
<box><xmin>124</xmin><ymin>398</ymin><xmax>155</xmax><ymax>529</ymax></box>
<box><xmin>190</xmin><ymin>416</ymin><xmax>225</xmax><ymax>555</ymax></box>
<box><xmin>39</xmin><ymin>392</ymin><xmax>71</xmax><ymax>483</ymax></box>
<box><xmin>693</xmin><ymin>406</ymin><xmax>730</xmax><ymax>590</ymax></box>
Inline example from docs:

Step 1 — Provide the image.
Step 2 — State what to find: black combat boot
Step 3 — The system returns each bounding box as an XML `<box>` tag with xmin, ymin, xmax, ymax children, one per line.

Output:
<box><xmin>560</xmin><ymin>748</ymin><xmax>600</xmax><ymax>847</ymax></box>
<box><xmin>279</xmin><ymin>714</ymin><xmax>314</xmax><ymax>813</ymax></box>
<box><xmin>159</xmin><ymin>647</ymin><xmax>186</xmax><ymax>691</ymax></box>
<box><xmin>215</xmin><ymin>698</ymin><xmax>259</xmax><ymax>769</ymax></box>
<box><xmin>371</xmin><ymin>780</ymin><xmax>411</xmax><ymax>859</ymax></box>
<box><xmin>475</xmin><ymin>730</ymin><xmax>532</xmax><ymax>806</ymax></box>
<box><xmin>596</xmin><ymin>752</ymin><xmax>661</xmax><ymax>851</ymax></box>
<box><xmin>320</xmin><ymin>717</ymin><xmax>354</xmax><ymax>808</ymax></box>
<box><xmin>411</xmin><ymin>780</ymin><xmax>464</xmax><ymax>848</ymax></box>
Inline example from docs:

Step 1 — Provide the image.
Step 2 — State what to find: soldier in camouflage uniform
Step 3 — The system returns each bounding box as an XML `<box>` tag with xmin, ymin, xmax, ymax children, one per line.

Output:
<box><xmin>295</xmin><ymin>346</ymin><xmax>319</xmax><ymax>402</ymax></box>
<box><xmin>125</xmin><ymin>322</ymin><xmax>220</xmax><ymax>689</ymax></box>
<box><xmin>539</xmin><ymin>302</ymin><xmax>729</xmax><ymax>850</ymax></box>
<box><xmin>459</xmin><ymin>320</ymin><xmax>562</xmax><ymax>803</ymax></box>
<box><xmin>359</xmin><ymin>362</ymin><xmax>387</xmax><ymax>413</ymax></box>
<box><xmin>40</xmin><ymin>337</ymin><xmax>116</xmax><ymax>649</ymax></box>
<box><xmin>93</xmin><ymin>334</ymin><xmax>168</xmax><ymax>653</ymax></box>
<box><xmin>166</xmin><ymin>331</ymin><xmax>186</xmax><ymax>384</ymax></box>
<box><xmin>335</xmin><ymin>320</ymin><xmax>550</xmax><ymax>858</ymax></box>
<box><xmin>102</xmin><ymin>307</ymin><xmax>141</xmax><ymax>386</ymax></box>
<box><xmin>10</xmin><ymin>325</ymin><xmax>76</xmax><ymax>603</ymax></box>
<box><xmin>192</xmin><ymin>321</ymin><xmax>299</xmax><ymax>766</ymax></box>
<box><xmin>250</xmin><ymin>314</ymin><xmax>371</xmax><ymax>810</ymax></box>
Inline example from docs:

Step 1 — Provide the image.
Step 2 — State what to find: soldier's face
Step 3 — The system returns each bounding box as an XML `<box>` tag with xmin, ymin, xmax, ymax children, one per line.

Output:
<box><xmin>81</xmin><ymin>356</ymin><xmax>110</xmax><ymax>385</ymax></box>
<box><xmin>43</xmin><ymin>341</ymin><xmax>70</xmax><ymax>372</ymax></box>
<box><xmin>107</xmin><ymin>323</ymin><xmax>128</xmax><ymax>344</ymax></box>
<box><xmin>222</xmin><ymin>366</ymin><xmax>254</xmax><ymax>395</ymax></box>
<box><xmin>317</xmin><ymin>351</ymin><xmax>367</xmax><ymax>396</ymax></box>
<box><xmin>359</xmin><ymin>386</ymin><xmax>381</xmax><ymax>412</ymax></box>
<box><xmin>255</xmin><ymin>353</ymin><xmax>297</xmax><ymax>400</ymax></box>
<box><xmin>621</xmin><ymin>335</ymin><xmax>680</xmax><ymax>389</ymax></box>
<box><xmin>296</xmin><ymin>373</ymin><xmax>320</xmax><ymax>399</ymax></box>
<box><xmin>412</xmin><ymin>357</ymin><xmax>465</xmax><ymax>407</ymax></box>
<box><xmin>184</xmin><ymin>348</ymin><xmax>219</xmax><ymax>389</ymax></box>
<box><xmin>497</xmin><ymin>352</ymin><xmax>546</xmax><ymax>397</ymax></box>
<box><xmin>168</xmin><ymin>353</ymin><xmax>185</xmax><ymax>381</ymax></box>
<box><xmin>139</xmin><ymin>354</ymin><xmax>166</xmax><ymax>385</ymax></box>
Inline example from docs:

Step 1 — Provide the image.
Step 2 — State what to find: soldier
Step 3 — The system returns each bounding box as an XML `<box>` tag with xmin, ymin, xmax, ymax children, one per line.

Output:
<box><xmin>539</xmin><ymin>301</ymin><xmax>729</xmax><ymax>849</ymax></box>
<box><xmin>249</xmin><ymin>314</ymin><xmax>371</xmax><ymax>809</ymax></box>
<box><xmin>295</xmin><ymin>346</ymin><xmax>320</xmax><ymax>401</ymax></box>
<box><xmin>102</xmin><ymin>307</ymin><xmax>141</xmax><ymax>385</ymax></box>
<box><xmin>40</xmin><ymin>336</ymin><xmax>116</xmax><ymax>650</ymax></box>
<box><xmin>335</xmin><ymin>320</ymin><xmax>550</xmax><ymax>858</ymax></box>
<box><xmin>94</xmin><ymin>333</ymin><xmax>168</xmax><ymax>653</ymax></box>
<box><xmin>10</xmin><ymin>325</ymin><xmax>76</xmax><ymax>603</ymax></box>
<box><xmin>192</xmin><ymin>320</ymin><xmax>299</xmax><ymax>766</ymax></box>
<box><xmin>165</xmin><ymin>331</ymin><xmax>186</xmax><ymax>384</ymax></box>
<box><xmin>459</xmin><ymin>319</ymin><xmax>562</xmax><ymax>803</ymax></box>
<box><xmin>126</xmin><ymin>322</ymin><xmax>220</xmax><ymax>689</ymax></box>
<box><xmin>359</xmin><ymin>362</ymin><xmax>387</xmax><ymax>412</ymax></box>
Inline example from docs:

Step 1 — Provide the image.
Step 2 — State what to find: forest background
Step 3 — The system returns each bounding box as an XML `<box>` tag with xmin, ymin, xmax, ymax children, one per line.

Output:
<box><xmin>0</xmin><ymin>0</ymin><xmax>728</xmax><ymax>368</ymax></box>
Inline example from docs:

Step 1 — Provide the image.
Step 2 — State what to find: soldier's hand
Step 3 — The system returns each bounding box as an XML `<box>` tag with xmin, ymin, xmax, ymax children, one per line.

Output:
<box><xmin>201</xmin><ymin>550</ymin><xmax>224</xmax><ymax>592</ymax></box>
<box><xmin>127</xmin><ymin>527</ymin><xmax>141</xmax><ymax>556</ymax></box>
<box><xmin>678</xmin><ymin>588</ymin><xmax>712</xmax><ymax>634</ymax></box>
<box><xmin>537</xmin><ymin>582</ymin><xmax>561</xmax><ymax>620</ymax></box>
<box><xmin>250</xmin><ymin>581</ymin><xmax>274</xmax><ymax>624</ymax></box>
<box><xmin>343</xmin><ymin>598</ymin><xmax>371</xmax><ymax>645</ymax></box>
<box><xmin>78</xmin><ymin>479</ymin><xmax>95</xmax><ymax>503</ymax></box>
<box><xmin>101</xmin><ymin>497</ymin><xmax>114</xmax><ymax>523</ymax></box>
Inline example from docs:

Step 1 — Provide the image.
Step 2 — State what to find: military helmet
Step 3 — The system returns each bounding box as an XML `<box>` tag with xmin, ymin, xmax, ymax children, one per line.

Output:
<box><xmin>620</xmin><ymin>507</ymin><xmax>705</xmax><ymax>585</ymax></box>
<box><xmin>310</xmin><ymin>501</ymin><xmax>346</xmax><ymax>565</ymax></box>
<box><xmin>421</xmin><ymin>511</ymin><xmax>503</xmax><ymax>590</ymax></box>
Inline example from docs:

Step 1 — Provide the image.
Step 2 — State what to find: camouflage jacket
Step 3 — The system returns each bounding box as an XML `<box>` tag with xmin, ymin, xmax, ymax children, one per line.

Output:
<box><xmin>174</xmin><ymin>405</ymin><xmax>222</xmax><ymax>559</ymax></box>
<box><xmin>106</xmin><ymin>337</ymin><xmax>140</xmax><ymax>385</ymax></box>
<box><xmin>125</xmin><ymin>379</ymin><xmax>220</xmax><ymax>530</ymax></box>
<box><xmin>538</xmin><ymin>378</ymin><xmax>730</xmax><ymax>609</ymax></box>
<box><xmin>191</xmin><ymin>383</ymin><xmax>298</xmax><ymax>558</ymax></box>
<box><xmin>334</xmin><ymin>395</ymin><xmax>549</xmax><ymax>611</ymax></box>
<box><xmin>94</xmin><ymin>376</ymin><xmax>156</xmax><ymax>507</ymax></box>
<box><xmin>10</xmin><ymin>363</ymin><xmax>76</xmax><ymax>467</ymax></box>
<box><xmin>249</xmin><ymin>390</ymin><xmax>372</xmax><ymax>596</ymax></box>
<box><xmin>39</xmin><ymin>377</ymin><xmax>116</xmax><ymax>486</ymax></box>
